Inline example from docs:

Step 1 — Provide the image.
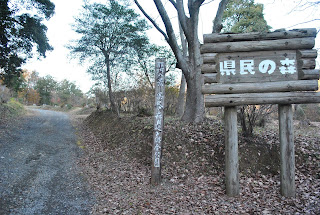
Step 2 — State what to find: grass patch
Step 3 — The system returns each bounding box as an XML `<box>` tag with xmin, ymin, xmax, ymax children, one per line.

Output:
<box><xmin>0</xmin><ymin>98</ymin><xmax>25</xmax><ymax>121</ymax></box>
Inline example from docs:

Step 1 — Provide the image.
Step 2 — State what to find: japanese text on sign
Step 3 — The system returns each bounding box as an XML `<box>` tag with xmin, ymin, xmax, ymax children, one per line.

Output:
<box><xmin>153</xmin><ymin>61</ymin><xmax>165</xmax><ymax>168</ymax></box>
<box><xmin>220</xmin><ymin>58</ymin><xmax>296</xmax><ymax>76</ymax></box>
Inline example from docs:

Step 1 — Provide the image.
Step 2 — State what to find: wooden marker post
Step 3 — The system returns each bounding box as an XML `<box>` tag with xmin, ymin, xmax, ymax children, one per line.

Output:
<box><xmin>224</xmin><ymin>106</ymin><xmax>239</xmax><ymax>196</ymax></box>
<box><xmin>279</xmin><ymin>104</ymin><xmax>296</xmax><ymax>197</ymax></box>
<box><xmin>151</xmin><ymin>58</ymin><xmax>166</xmax><ymax>186</ymax></box>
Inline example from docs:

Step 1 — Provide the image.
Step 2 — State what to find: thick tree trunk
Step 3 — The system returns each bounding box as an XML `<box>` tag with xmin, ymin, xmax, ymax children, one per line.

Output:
<box><xmin>181</xmin><ymin>7</ymin><xmax>204</xmax><ymax>123</ymax></box>
<box><xmin>104</xmin><ymin>54</ymin><xmax>119</xmax><ymax>117</ymax></box>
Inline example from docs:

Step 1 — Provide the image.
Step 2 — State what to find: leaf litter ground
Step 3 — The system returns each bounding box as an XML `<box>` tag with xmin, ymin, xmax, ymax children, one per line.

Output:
<box><xmin>75</xmin><ymin>110</ymin><xmax>320</xmax><ymax>214</ymax></box>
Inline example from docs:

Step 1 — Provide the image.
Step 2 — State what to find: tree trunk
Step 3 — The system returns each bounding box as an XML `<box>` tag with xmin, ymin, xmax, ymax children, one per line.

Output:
<box><xmin>176</xmin><ymin>22</ymin><xmax>187</xmax><ymax>118</ymax></box>
<box><xmin>212</xmin><ymin>0</ymin><xmax>230</xmax><ymax>33</ymax></box>
<box><xmin>176</xmin><ymin>74</ymin><xmax>186</xmax><ymax>117</ymax></box>
<box><xmin>104</xmin><ymin>53</ymin><xmax>120</xmax><ymax>117</ymax></box>
<box><xmin>181</xmin><ymin>7</ymin><xmax>204</xmax><ymax>123</ymax></box>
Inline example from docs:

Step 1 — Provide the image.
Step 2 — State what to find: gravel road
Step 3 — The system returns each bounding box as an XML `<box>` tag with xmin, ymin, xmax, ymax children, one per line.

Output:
<box><xmin>0</xmin><ymin>109</ymin><xmax>94</xmax><ymax>214</ymax></box>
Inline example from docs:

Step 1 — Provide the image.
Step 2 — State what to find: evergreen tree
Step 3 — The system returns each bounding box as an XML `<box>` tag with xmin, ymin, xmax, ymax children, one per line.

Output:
<box><xmin>222</xmin><ymin>0</ymin><xmax>271</xmax><ymax>33</ymax></box>
<box><xmin>0</xmin><ymin>0</ymin><xmax>54</xmax><ymax>91</ymax></box>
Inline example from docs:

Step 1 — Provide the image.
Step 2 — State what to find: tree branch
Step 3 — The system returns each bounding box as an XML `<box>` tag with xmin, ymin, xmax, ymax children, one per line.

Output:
<box><xmin>152</xmin><ymin>0</ymin><xmax>185</xmax><ymax>57</ymax></box>
<box><xmin>168</xmin><ymin>0</ymin><xmax>177</xmax><ymax>9</ymax></box>
<box><xmin>134</xmin><ymin>0</ymin><xmax>169</xmax><ymax>42</ymax></box>
<box><xmin>176</xmin><ymin>0</ymin><xmax>189</xmax><ymax>38</ymax></box>
<box><xmin>136</xmin><ymin>0</ymin><xmax>190</xmax><ymax>78</ymax></box>
<box><xmin>212</xmin><ymin>0</ymin><xmax>230</xmax><ymax>33</ymax></box>
<box><xmin>287</xmin><ymin>19</ymin><xmax>320</xmax><ymax>28</ymax></box>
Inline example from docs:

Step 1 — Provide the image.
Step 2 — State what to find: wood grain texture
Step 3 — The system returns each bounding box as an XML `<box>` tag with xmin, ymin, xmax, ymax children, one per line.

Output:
<box><xmin>202</xmin><ymin>53</ymin><xmax>218</xmax><ymax>64</ymax></box>
<box><xmin>201</xmin><ymin>38</ymin><xmax>315</xmax><ymax>54</ymax></box>
<box><xmin>203</xmin><ymin>28</ymin><xmax>317</xmax><ymax>43</ymax></box>
<box><xmin>279</xmin><ymin>104</ymin><xmax>296</xmax><ymax>197</ymax></box>
<box><xmin>298</xmin><ymin>58</ymin><xmax>316</xmax><ymax>69</ymax></box>
<box><xmin>202</xmin><ymin>80</ymin><xmax>318</xmax><ymax>94</ymax></box>
<box><xmin>298</xmin><ymin>69</ymin><xmax>320</xmax><ymax>80</ymax></box>
<box><xmin>201</xmin><ymin>63</ymin><xmax>218</xmax><ymax>74</ymax></box>
<box><xmin>224</xmin><ymin>106</ymin><xmax>239</xmax><ymax>197</ymax></box>
<box><xmin>205</xmin><ymin>92</ymin><xmax>320</xmax><ymax>107</ymax></box>
<box><xmin>297</xmin><ymin>49</ymin><xmax>318</xmax><ymax>58</ymax></box>
<box><xmin>203</xmin><ymin>73</ymin><xmax>219</xmax><ymax>84</ymax></box>
<box><xmin>151</xmin><ymin>58</ymin><xmax>166</xmax><ymax>186</ymax></box>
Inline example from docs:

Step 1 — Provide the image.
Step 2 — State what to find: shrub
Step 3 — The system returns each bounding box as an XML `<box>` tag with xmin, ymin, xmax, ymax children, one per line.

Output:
<box><xmin>6</xmin><ymin>98</ymin><xmax>25</xmax><ymax>115</ymax></box>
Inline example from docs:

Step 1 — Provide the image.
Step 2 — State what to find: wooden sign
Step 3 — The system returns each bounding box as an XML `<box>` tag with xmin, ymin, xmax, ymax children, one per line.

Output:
<box><xmin>151</xmin><ymin>58</ymin><xmax>166</xmax><ymax>186</ymax></box>
<box><xmin>200</xmin><ymin>28</ymin><xmax>320</xmax><ymax>198</ymax></box>
<box><xmin>217</xmin><ymin>50</ymin><xmax>298</xmax><ymax>84</ymax></box>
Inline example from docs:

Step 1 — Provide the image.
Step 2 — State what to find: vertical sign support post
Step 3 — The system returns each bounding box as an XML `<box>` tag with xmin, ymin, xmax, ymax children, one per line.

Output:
<box><xmin>151</xmin><ymin>58</ymin><xmax>166</xmax><ymax>186</ymax></box>
<box><xmin>224</xmin><ymin>106</ymin><xmax>239</xmax><ymax>196</ymax></box>
<box><xmin>279</xmin><ymin>104</ymin><xmax>296</xmax><ymax>197</ymax></box>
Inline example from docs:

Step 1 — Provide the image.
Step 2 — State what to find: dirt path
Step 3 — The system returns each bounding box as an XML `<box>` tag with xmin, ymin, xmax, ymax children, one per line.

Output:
<box><xmin>0</xmin><ymin>108</ymin><xmax>94</xmax><ymax>214</ymax></box>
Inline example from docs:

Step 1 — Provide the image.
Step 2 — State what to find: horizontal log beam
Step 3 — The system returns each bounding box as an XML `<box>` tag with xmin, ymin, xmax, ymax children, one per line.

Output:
<box><xmin>203</xmin><ymin>28</ymin><xmax>317</xmax><ymax>43</ymax></box>
<box><xmin>298</xmin><ymin>58</ymin><xmax>316</xmax><ymax>69</ymax></box>
<box><xmin>201</xmin><ymin>63</ymin><xmax>218</xmax><ymax>73</ymax></box>
<box><xmin>297</xmin><ymin>49</ymin><xmax>318</xmax><ymax>58</ymax></box>
<box><xmin>202</xmin><ymin>53</ymin><xmax>218</xmax><ymax>64</ymax></box>
<box><xmin>201</xmin><ymin>38</ymin><xmax>315</xmax><ymax>54</ymax></box>
<box><xmin>299</xmin><ymin>69</ymin><xmax>320</xmax><ymax>80</ymax></box>
<box><xmin>202</xmin><ymin>80</ymin><xmax>318</xmax><ymax>94</ymax></box>
<box><xmin>203</xmin><ymin>73</ymin><xmax>219</xmax><ymax>84</ymax></box>
<box><xmin>205</xmin><ymin>92</ymin><xmax>320</xmax><ymax>107</ymax></box>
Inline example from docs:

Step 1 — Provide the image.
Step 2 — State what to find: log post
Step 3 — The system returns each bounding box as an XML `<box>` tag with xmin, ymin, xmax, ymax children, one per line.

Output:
<box><xmin>224</xmin><ymin>106</ymin><xmax>239</xmax><ymax>196</ymax></box>
<box><xmin>278</xmin><ymin>104</ymin><xmax>296</xmax><ymax>197</ymax></box>
<box><xmin>151</xmin><ymin>58</ymin><xmax>166</xmax><ymax>186</ymax></box>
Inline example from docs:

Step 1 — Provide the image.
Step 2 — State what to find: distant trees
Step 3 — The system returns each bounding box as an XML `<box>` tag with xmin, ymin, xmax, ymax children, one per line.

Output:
<box><xmin>13</xmin><ymin>70</ymin><xmax>85</xmax><ymax>107</ymax></box>
<box><xmin>69</xmin><ymin>0</ymin><xmax>150</xmax><ymax>116</ymax></box>
<box><xmin>35</xmin><ymin>75</ymin><xmax>57</xmax><ymax>105</ymax></box>
<box><xmin>0</xmin><ymin>0</ymin><xmax>55</xmax><ymax>91</ymax></box>
<box><xmin>57</xmin><ymin>80</ymin><xmax>83</xmax><ymax>107</ymax></box>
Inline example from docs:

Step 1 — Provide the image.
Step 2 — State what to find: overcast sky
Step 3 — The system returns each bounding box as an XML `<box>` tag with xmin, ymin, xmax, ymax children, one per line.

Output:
<box><xmin>23</xmin><ymin>0</ymin><xmax>320</xmax><ymax>93</ymax></box>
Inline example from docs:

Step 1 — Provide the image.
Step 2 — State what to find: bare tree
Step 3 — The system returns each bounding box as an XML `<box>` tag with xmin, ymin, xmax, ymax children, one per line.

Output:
<box><xmin>134</xmin><ymin>0</ymin><xmax>228</xmax><ymax>123</ymax></box>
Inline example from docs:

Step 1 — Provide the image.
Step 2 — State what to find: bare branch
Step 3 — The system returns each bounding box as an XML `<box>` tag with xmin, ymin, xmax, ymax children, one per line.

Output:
<box><xmin>201</xmin><ymin>0</ymin><xmax>215</xmax><ymax>6</ymax></box>
<box><xmin>134</xmin><ymin>0</ymin><xmax>169</xmax><ymax>42</ymax></box>
<box><xmin>168</xmin><ymin>0</ymin><xmax>177</xmax><ymax>9</ymax></box>
<box><xmin>287</xmin><ymin>19</ymin><xmax>320</xmax><ymax>28</ymax></box>
<box><xmin>176</xmin><ymin>0</ymin><xmax>189</xmax><ymax>35</ymax></box>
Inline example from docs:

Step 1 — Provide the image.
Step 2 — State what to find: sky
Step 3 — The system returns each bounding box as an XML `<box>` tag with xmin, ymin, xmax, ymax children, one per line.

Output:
<box><xmin>23</xmin><ymin>0</ymin><xmax>320</xmax><ymax>93</ymax></box>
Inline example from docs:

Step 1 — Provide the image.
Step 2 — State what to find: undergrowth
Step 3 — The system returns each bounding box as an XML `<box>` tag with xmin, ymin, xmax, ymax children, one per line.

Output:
<box><xmin>0</xmin><ymin>98</ymin><xmax>25</xmax><ymax>122</ymax></box>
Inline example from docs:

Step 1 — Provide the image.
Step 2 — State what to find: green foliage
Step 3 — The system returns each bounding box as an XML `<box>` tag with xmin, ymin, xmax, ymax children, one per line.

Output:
<box><xmin>57</xmin><ymin>79</ymin><xmax>83</xmax><ymax>106</ymax></box>
<box><xmin>35</xmin><ymin>75</ymin><xmax>57</xmax><ymax>105</ymax></box>
<box><xmin>69</xmin><ymin>0</ymin><xmax>150</xmax><ymax>91</ymax></box>
<box><xmin>3</xmin><ymin>98</ymin><xmax>25</xmax><ymax>116</ymax></box>
<box><xmin>222</xmin><ymin>0</ymin><xmax>271</xmax><ymax>33</ymax></box>
<box><xmin>0</xmin><ymin>0</ymin><xmax>54</xmax><ymax>91</ymax></box>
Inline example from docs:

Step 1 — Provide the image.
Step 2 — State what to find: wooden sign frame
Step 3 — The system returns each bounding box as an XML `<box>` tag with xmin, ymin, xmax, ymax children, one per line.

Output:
<box><xmin>201</xmin><ymin>28</ymin><xmax>320</xmax><ymax>197</ymax></box>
